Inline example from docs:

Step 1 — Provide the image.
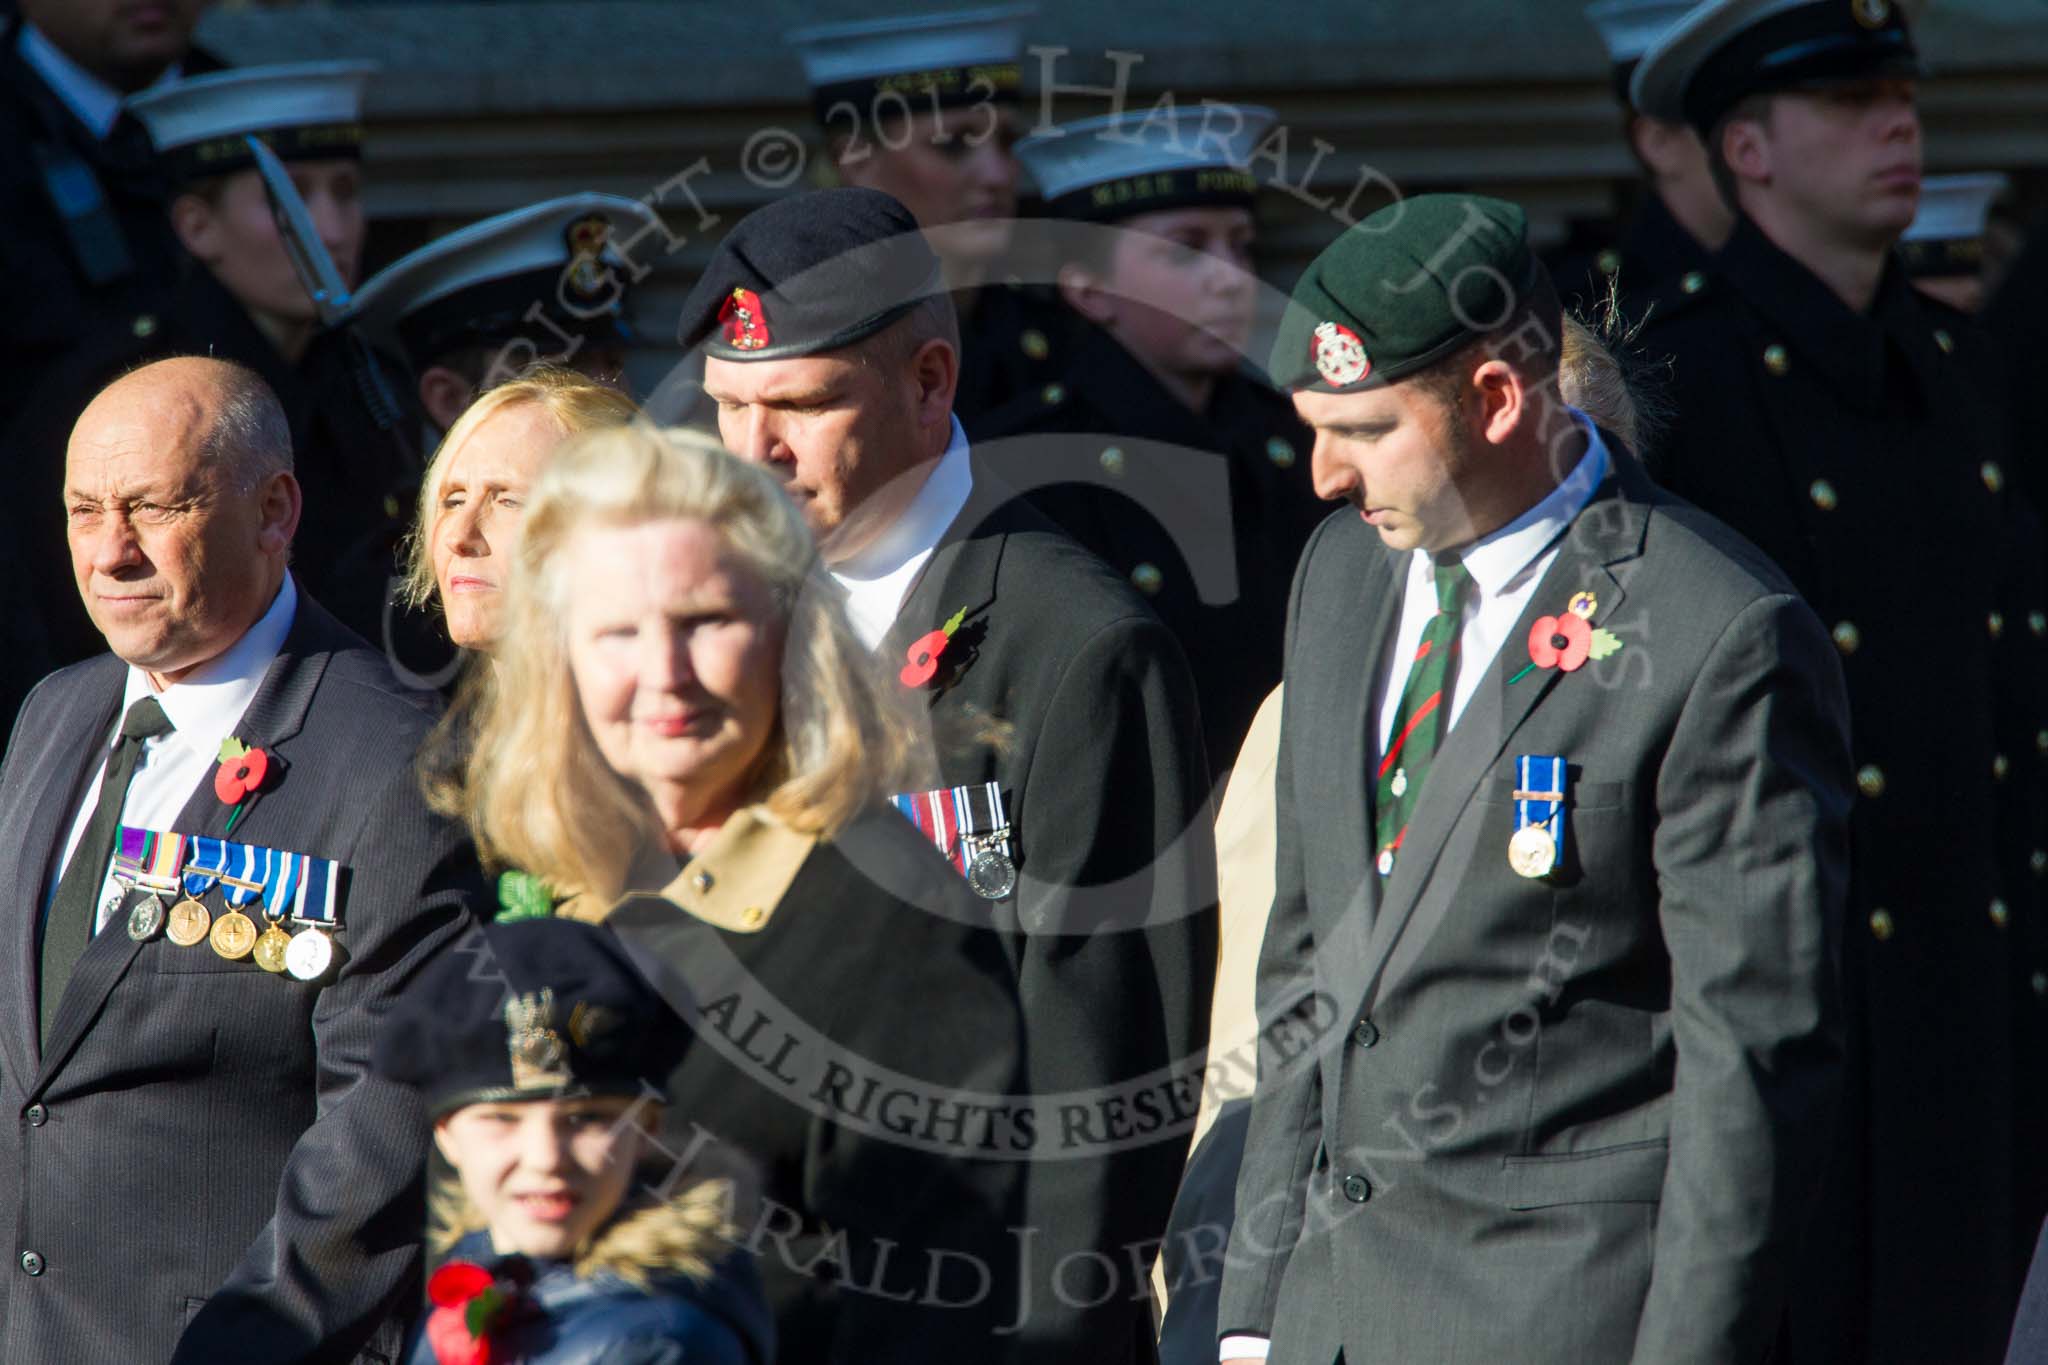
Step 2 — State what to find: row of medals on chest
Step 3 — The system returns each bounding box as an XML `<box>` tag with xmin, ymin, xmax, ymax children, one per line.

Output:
<box><xmin>112</xmin><ymin>872</ymin><xmax>334</xmax><ymax>981</ymax></box>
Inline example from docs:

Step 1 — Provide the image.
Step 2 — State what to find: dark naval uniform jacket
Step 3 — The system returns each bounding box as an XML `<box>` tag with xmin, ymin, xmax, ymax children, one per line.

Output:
<box><xmin>0</xmin><ymin>16</ymin><xmax>222</xmax><ymax>433</ymax></box>
<box><xmin>976</xmin><ymin>324</ymin><xmax>1325</xmax><ymax>772</ymax></box>
<box><xmin>1548</xmin><ymin>190</ymin><xmax>1712</xmax><ymax>327</ymax></box>
<box><xmin>0</xmin><ymin>590</ymin><xmax>483</xmax><ymax>1363</ymax></box>
<box><xmin>4</xmin><ymin>267</ymin><xmax>419</xmax><ymax>665</ymax></box>
<box><xmin>952</xmin><ymin>280</ymin><xmax>1074</xmax><ymax>429</ymax></box>
<box><xmin>1640</xmin><ymin>211</ymin><xmax>2046</xmax><ymax>1365</ymax></box>
<box><xmin>879</xmin><ymin>465</ymin><xmax>1216</xmax><ymax>1363</ymax></box>
<box><xmin>1220</xmin><ymin>451</ymin><xmax>1852</xmax><ymax>1364</ymax></box>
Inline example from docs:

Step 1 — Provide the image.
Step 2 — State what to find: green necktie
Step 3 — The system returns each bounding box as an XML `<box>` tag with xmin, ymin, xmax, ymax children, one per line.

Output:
<box><xmin>1373</xmin><ymin>556</ymin><xmax>1472</xmax><ymax>876</ymax></box>
<box><xmin>40</xmin><ymin>695</ymin><xmax>174</xmax><ymax>1045</ymax></box>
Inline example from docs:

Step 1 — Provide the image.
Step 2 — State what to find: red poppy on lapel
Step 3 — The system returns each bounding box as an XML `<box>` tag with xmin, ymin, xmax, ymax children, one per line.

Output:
<box><xmin>425</xmin><ymin>1260</ymin><xmax>525</xmax><ymax>1365</ymax></box>
<box><xmin>1527</xmin><ymin>613</ymin><xmax>1593</xmax><ymax>673</ymax></box>
<box><xmin>901</xmin><ymin>606</ymin><xmax>971</xmax><ymax>689</ymax></box>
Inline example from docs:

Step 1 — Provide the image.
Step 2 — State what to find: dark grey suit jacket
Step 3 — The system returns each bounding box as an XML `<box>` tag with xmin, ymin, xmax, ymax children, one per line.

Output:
<box><xmin>0</xmin><ymin>589</ymin><xmax>482</xmax><ymax>1364</ymax></box>
<box><xmin>1218</xmin><ymin>453</ymin><xmax>1853</xmax><ymax>1363</ymax></box>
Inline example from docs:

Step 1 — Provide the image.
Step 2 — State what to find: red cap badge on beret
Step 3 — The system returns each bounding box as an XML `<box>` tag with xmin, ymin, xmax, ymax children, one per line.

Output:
<box><xmin>1312</xmin><ymin>321</ymin><xmax>1370</xmax><ymax>388</ymax></box>
<box><xmin>719</xmin><ymin>287</ymin><xmax>770</xmax><ymax>351</ymax></box>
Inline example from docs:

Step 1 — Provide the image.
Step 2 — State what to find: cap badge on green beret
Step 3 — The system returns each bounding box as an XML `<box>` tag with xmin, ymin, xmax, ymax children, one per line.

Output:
<box><xmin>1852</xmin><ymin>0</ymin><xmax>1891</xmax><ymax>30</ymax></box>
<box><xmin>505</xmin><ymin>988</ymin><xmax>571</xmax><ymax>1089</ymax></box>
<box><xmin>563</xmin><ymin>215</ymin><xmax>612</xmax><ymax>305</ymax></box>
<box><xmin>1313</xmin><ymin>321</ymin><xmax>1372</xmax><ymax>389</ymax></box>
<box><xmin>719</xmin><ymin>287</ymin><xmax>771</xmax><ymax>352</ymax></box>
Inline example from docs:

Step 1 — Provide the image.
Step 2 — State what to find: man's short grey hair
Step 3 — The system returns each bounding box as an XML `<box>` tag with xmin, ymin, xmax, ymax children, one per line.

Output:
<box><xmin>203</xmin><ymin>363</ymin><xmax>295</xmax><ymax>490</ymax></box>
<box><xmin>860</xmin><ymin>293</ymin><xmax>961</xmax><ymax>370</ymax></box>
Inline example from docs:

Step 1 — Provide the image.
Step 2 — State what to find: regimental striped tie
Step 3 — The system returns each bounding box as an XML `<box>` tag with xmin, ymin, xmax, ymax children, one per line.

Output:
<box><xmin>1373</xmin><ymin>555</ymin><xmax>1472</xmax><ymax>876</ymax></box>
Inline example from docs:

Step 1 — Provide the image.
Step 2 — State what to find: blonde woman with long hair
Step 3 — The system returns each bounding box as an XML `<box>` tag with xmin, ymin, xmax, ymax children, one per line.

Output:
<box><xmin>452</xmin><ymin>423</ymin><xmax>1031</xmax><ymax>1360</ymax></box>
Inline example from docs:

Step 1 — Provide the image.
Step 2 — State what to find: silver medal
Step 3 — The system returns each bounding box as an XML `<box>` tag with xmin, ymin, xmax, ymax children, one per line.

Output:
<box><xmin>284</xmin><ymin>927</ymin><xmax>335</xmax><ymax>982</ymax></box>
<box><xmin>126</xmin><ymin>893</ymin><xmax>167</xmax><ymax>942</ymax></box>
<box><xmin>966</xmin><ymin>842</ymin><xmax>1018</xmax><ymax>901</ymax></box>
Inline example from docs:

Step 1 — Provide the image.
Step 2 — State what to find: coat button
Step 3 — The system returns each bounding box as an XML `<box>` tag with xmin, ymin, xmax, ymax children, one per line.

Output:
<box><xmin>1040</xmin><ymin>383</ymin><xmax>1066</xmax><ymax>406</ymax></box>
<box><xmin>2037</xmin><ymin>729</ymin><xmax>2048</xmax><ymax>757</ymax></box>
<box><xmin>2035</xmin><ymin>972</ymin><xmax>2048</xmax><ymax>998</ymax></box>
<box><xmin>1353</xmin><ymin>1018</ymin><xmax>1379</xmax><ymax>1049</ymax></box>
<box><xmin>1990</xmin><ymin>899</ymin><xmax>2010</xmax><ymax>928</ymax></box>
<box><xmin>1130</xmin><ymin>563</ymin><xmax>1164</xmax><ymax>596</ymax></box>
<box><xmin>1764</xmin><ymin>344</ymin><xmax>1790</xmax><ymax>376</ymax></box>
<box><xmin>1989</xmin><ymin>611</ymin><xmax>2005</xmax><ymax>639</ymax></box>
<box><xmin>18</xmin><ymin>1251</ymin><xmax>42</xmax><ymax>1276</ymax></box>
<box><xmin>1342</xmin><ymin>1173</ymin><xmax>1372</xmax><ymax>1203</ymax></box>
<box><xmin>1994</xmin><ymin>754</ymin><xmax>2011</xmax><ymax>781</ymax></box>
<box><xmin>131</xmin><ymin>314</ymin><xmax>157</xmax><ymax>339</ymax></box>
<box><xmin>24</xmin><ymin>1104</ymin><xmax>45</xmax><ymax>1127</ymax></box>
<box><xmin>1808</xmin><ymin>479</ymin><xmax>1838</xmax><ymax>512</ymax></box>
<box><xmin>1831</xmin><ymin>621</ymin><xmax>1860</xmax><ymax>655</ymax></box>
<box><xmin>739</xmin><ymin>905</ymin><xmax>766</xmax><ymax>929</ymax></box>
<box><xmin>1680</xmin><ymin>270</ymin><xmax>1706</xmax><ymax>295</ymax></box>
<box><xmin>2032</xmin><ymin>849</ymin><xmax>2047</xmax><ymax>877</ymax></box>
<box><xmin>692</xmin><ymin>870</ymin><xmax>714</xmax><ymax>893</ymax></box>
<box><xmin>1934</xmin><ymin>328</ymin><xmax>1955</xmax><ymax>354</ymax></box>
<box><xmin>1597</xmin><ymin>248</ymin><xmax>1622</xmax><ymax>277</ymax></box>
<box><xmin>1856</xmin><ymin>765</ymin><xmax>1885</xmax><ymax>799</ymax></box>
<box><xmin>1098</xmin><ymin>446</ymin><xmax>1126</xmax><ymax>477</ymax></box>
<box><xmin>2031</xmin><ymin>611</ymin><xmax>2048</xmax><ymax>639</ymax></box>
<box><xmin>1983</xmin><ymin>461</ymin><xmax>2005</xmax><ymax>494</ymax></box>
<box><xmin>1266</xmin><ymin>436</ymin><xmax>1296</xmax><ymax>468</ymax></box>
<box><xmin>1869</xmin><ymin>909</ymin><xmax>1895</xmax><ymax>941</ymax></box>
<box><xmin>1019</xmin><ymin>328</ymin><xmax>1050</xmax><ymax>361</ymax></box>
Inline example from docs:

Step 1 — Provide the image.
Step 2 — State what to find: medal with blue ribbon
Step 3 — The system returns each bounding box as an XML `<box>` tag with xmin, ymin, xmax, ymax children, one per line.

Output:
<box><xmin>285</xmin><ymin>856</ymin><xmax>339</xmax><ymax>981</ymax></box>
<box><xmin>250</xmin><ymin>850</ymin><xmax>303</xmax><ymax>973</ymax></box>
<box><xmin>1507</xmin><ymin>755</ymin><xmax>1566</xmax><ymax>880</ymax></box>
<box><xmin>891</xmin><ymin>781</ymin><xmax>1016</xmax><ymax>901</ymax></box>
<box><xmin>208</xmin><ymin>843</ymin><xmax>266</xmax><ymax>960</ymax></box>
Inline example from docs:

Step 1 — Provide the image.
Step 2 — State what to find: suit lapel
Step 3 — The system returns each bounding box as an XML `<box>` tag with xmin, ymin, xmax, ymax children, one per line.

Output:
<box><xmin>1358</xmin><ymin>464</ymin><xmax>1649</xmax><ymax>1005</ymax></box>
<box><xmin>1334</xmin><ymin>539</ymin><xmax>1408</xmax><ymax>935</ymax></box>
<box><xmin>35</xmin><ymin>594</ymin><xmax>339</xmax><ymax>1086</ymax></box>
<box><xmin>878</xmin><ymin>463</ymin><xmax>1011</xmax><ymax>703</ymax></box>
<box><xmin>5</xmin><ymin>673</ymin><xmax>122</xmax><ymax>1086</ymax></box>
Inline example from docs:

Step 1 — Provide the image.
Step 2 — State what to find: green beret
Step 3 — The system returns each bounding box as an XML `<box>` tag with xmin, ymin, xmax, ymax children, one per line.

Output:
<box><xmin>1270</xmin><ymin>194</ymin><xmax>1542</xmax><ymax>394</ymax></box>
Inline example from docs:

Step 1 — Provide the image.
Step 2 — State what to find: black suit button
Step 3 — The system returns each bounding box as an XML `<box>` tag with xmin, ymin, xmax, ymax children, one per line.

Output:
<box><xmin>1353</xmin><ymin>1018</ymin><xmax>1379</xmax><ymax>1049</ymax></box>
<box><xmin>19</xmin><ymin>1251</ymin><xmax>42</xmax><ymax>1276</ymax></box>
<box><xmin>24</xmin><ymin>1104</ymin><xmax>45</xmax><ymax>1127</ymax></box>
<box><xmin>1342</xmin><ymin>1174</ymin><xmax>1372</xmax><ymax>1203</ymax></box>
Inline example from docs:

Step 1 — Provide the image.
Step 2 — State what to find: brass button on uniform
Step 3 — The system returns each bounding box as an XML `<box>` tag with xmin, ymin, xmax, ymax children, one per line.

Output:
<box><xmin>1989</xmin><ymin>611</ymin><xmax>2006</xmax><ymax>639</ymax></box>
<box><xmin>1934</xmin><ymin>328</ymin><xmax>1955</xmax><ymax>354</ymax></box>
<box><xmin>1983</xmin><ymin>461</ymin><xmax>2005</xmax><ymax>494</ymax></box>
<box><xmin>1130</xmin><ymin>563</ymin><xmax>1164</xmax><ymax>596</ymax></box>
<box><xmin>1856</xmin><ymin>764</ymin><xmax>1885</xmax><ymax>799</ymax></box>
<box><xmin>1040</xmin><ymin>383</ymin><xmax>1065</xmax><ymax>406</ymax></box>
<box><xmin>1680</xmin><ymin>270</ymin><xmax>1706</xmax><ymax>295</ymax></box>
<box><xmin>1831</xmin><ymin>621</ymin><xmax>1861</xmax><ymax>655</ymax></box>
<box><xmin>1341</xmin><ymin>1173</ymin><xmax>1372</xmax><ymax>1203</ymax></box>
<box><xmin>2035</xmin><ymin>972</ymin><xmax>2048</xmax><ymax>998</ymax></box>
<box><xmin>2032</xmin><ymin>849</ymin><xmax>2047</xmax><ymax>877</ymax></box>
<box><xmin>1266</xmin><ymin>436</ymin><xmax>1296</xmax><ymax>468</ymax></box>
<box><xmin>1994</xmin><ymin>754</ymin><xmax>2011</xmax><ymax>781</ymax></box>
<box><xmin>1597</xmin><ymin>248</ymin><xmax>1622</xmax><ymax>277</ymax></box>
<box><xmin>131</xmin><ymin>314</ymin><xmax>157</xmax><ymax>339</ymax></box>
<box><xmin>1869</xmin><ymin>909</ymin><xmax>1895</xmax><ymax>941</ymax></box>
<box><xmin>1764</xmin><ymin>344</ymin><xmax>1790</xmax><ymax>377</ymax></box>
<box><xmin>1019</xmin><ymin>328</ymin><xmax>1050</xmax><ymax>361</ymax></box>
<box><xmin>739</xmin><ymin>906</ymin><xmax>766</xmax><ymax>929</ymax></box>
<box><xmin>1809</xmin><ymin>479</ymin><xmax>1838</xmax><ymax>512</ymax></box>
<box><xmin>2037</xmin><ymin>728</ymin><xmax>2048</xmax><ymax>756</ymax></box>
<box><xmin>1990</xmin><ymin>899</ymin><xmax>2010</xmax><ymax>928</ymax></box>
<box><xmin>1098</xmin><ymin>446</ymin><xmax>1126</xmax><ymax>477</ymax></box>
<box><xmin>2031</xmin><ymin>611</ymin><xmax>2047</xmax><ymax>638</ymax></box>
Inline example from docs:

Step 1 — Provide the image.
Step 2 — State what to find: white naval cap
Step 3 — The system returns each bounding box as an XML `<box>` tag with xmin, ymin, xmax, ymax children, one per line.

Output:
<box><xmin>346</xmin><ymin>193</ymin><xmax>663</xmax><ymax>368</ymax></box>
<box><xmin>1586</xmin><ymin>0</ymin><xmax>1699</xmax><ymax>102</ymax></box>
<box><xmin>1631</xmin><ymin>0</ymin><xmax>1920</xmax><ymax>133</ymax></box>
<box><xmin>1015</xmin><ymin>103</ymin><xmax>1276</xmax><ymax>221</ymax></box>
<box><xmin>1900</xmin><ymin>172</ymin><xmax>2009</xmax><ymax>278</ymax></box>
<box><xmin>128</xmin><ymin>61</ymin><xmax>375</xmax><ymax>181</ymax></box>
<box><xmin>785</xmin><ymin>7</ymin><xmax>1031</xmax><ymax>122</ymax></box>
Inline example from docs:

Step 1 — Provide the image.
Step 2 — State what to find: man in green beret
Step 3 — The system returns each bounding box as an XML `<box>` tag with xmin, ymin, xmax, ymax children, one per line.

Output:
<box><xmin>1216</xmin><ymin>193</ymin><xmax>1853</xmax><ymax>1364</ymax></box>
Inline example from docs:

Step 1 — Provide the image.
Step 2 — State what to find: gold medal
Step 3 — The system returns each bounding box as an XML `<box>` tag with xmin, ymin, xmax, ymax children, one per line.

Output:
<box><xmin>1508</xmin><ymin>824</ymin><xmax>1558</xmax><ymax>879</ymax></box>
<box><xmin>284</xmin><ymin>927</ymin><xmax>335</xmax><ymax>982</ymax></box>
<box><xmin>210</xmin><ymin>909</ymin><xmax>257</xmax><ymax>960</ymax></box>
<box><xmin>166</xmin><ymin>897</ymin><xmax>213</xmax><ymax>947</ymax></box>
<box><xmin>253</xmin><ymin>923</ymin><xmax>292</xmax><ymax>973</ymax></box>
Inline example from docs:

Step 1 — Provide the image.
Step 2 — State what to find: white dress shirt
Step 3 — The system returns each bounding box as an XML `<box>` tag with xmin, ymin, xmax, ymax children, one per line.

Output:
<box><xmin>1216</xmin><ymin>414</ymin><xmax>1608</xmax><ymax>1364</ymax></box>
<box><xmin>51</xmin><ymin>576</ymin><xmax>298</xmax><ymax>933</ymax></box>
<box><xmin>17</xmin><ymin>23</ymin><xmax>182</xmax><ymax>139</ymax></box>
<box><xmin>829</xmin><ymin>415</ymin><xmax>975</xmax><ymax>650</ymax></box>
